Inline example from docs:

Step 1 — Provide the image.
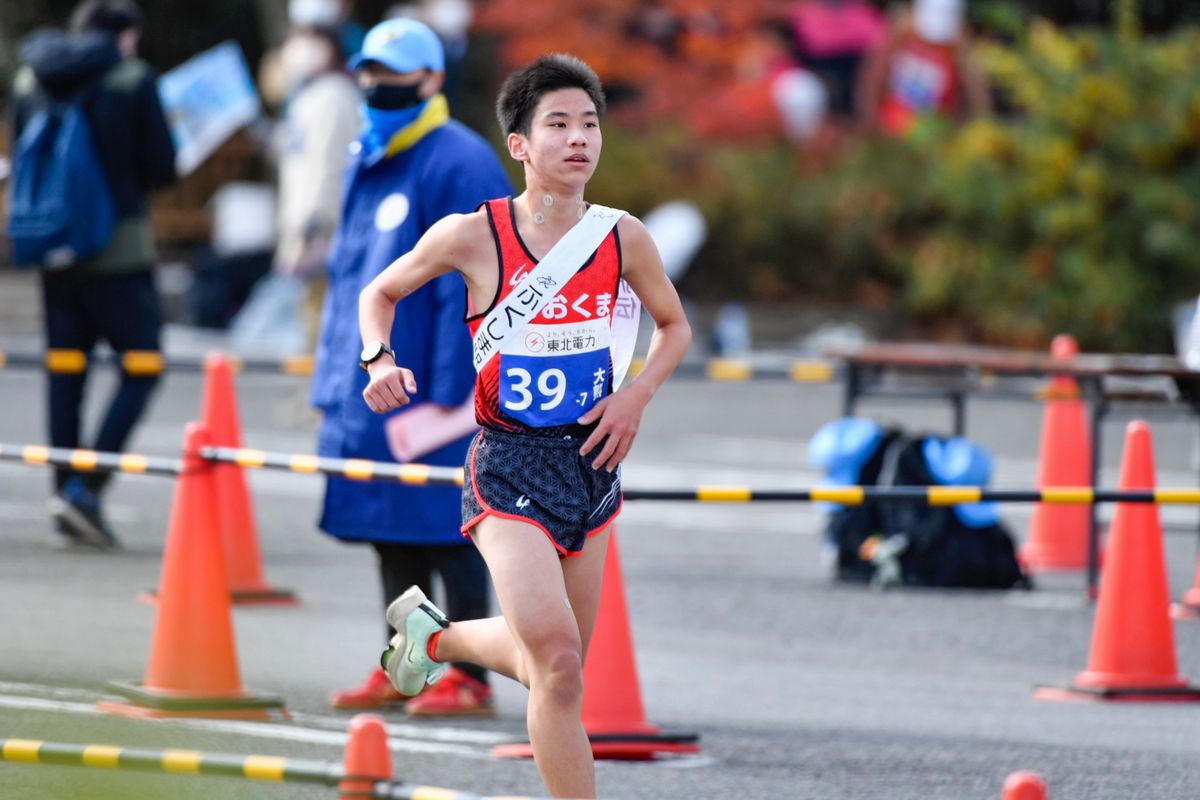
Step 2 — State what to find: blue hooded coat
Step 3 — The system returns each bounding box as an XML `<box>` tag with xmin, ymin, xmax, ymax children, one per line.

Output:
<box><xmin>311</xmin><ymin>111</ymin><xmax>512</xmax><ymax>544</ymax></box>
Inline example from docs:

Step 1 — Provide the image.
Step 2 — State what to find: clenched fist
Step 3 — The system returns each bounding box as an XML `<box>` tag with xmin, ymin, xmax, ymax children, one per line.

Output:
<box><xmin>363</xmin><ymin>363</ymin><xmax>418</xmax><ymax>413</ymax></box>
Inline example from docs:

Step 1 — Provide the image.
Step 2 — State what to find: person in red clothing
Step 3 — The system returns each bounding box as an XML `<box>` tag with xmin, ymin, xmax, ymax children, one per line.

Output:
<box><xmin>856</xmin><ymin>0</ymin><xmax>991</xmax><ymax>136</ymax></box>
<box><xmin>357</xmin><ymin>54</ymin><xmax>691</xmax><ymax>799</ymax></box>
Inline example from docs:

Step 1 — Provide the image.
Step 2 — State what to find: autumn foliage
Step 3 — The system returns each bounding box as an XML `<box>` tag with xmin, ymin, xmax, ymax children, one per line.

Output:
<box><xmin>474</xmin><ymin>0</ymin><xmax>800</xmax><ymax>141</ymax></box>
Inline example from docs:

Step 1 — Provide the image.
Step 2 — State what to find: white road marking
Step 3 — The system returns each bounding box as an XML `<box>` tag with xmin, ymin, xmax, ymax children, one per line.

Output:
<box><xmin>0</xmin><ymin>690</ymin><xmax>496</xmax><ymax>759</ymax></box>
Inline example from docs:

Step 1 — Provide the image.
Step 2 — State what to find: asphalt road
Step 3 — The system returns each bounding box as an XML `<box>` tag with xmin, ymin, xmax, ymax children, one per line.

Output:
<box><xmin>3</xmin><ymin>273</ymin><xmax>1200</xmax><ymax>799</ymax></box>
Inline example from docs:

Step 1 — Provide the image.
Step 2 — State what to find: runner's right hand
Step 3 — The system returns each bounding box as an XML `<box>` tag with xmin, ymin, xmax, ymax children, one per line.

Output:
<box><xmin>363</xmin><ymin>363</ymin><xmax>418</xmax><ymax>413</ymax></box>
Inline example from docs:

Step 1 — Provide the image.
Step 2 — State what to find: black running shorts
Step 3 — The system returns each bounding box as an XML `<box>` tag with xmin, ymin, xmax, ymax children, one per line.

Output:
<box><xmin>461</xmin><ymin>428</ymin><xmax>622</xmax><ymax>557</ymax></box>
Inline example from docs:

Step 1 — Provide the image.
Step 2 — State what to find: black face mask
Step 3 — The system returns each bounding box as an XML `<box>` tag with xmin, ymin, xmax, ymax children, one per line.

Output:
<box><xmin>363</xmin><ymin>82</ymin><xmax>424</xmax><ymax>110</ymax></box>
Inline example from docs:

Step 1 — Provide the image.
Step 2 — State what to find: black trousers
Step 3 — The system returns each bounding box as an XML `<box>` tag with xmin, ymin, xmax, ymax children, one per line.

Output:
<box><xmin>373</xmin><ymin>541</ymin><xmax>490</xmax><ymax>685</ymax></box>
<box><xmin>41</xmin><ymin>268</ymin><xmax>162</xmax><ymax>494</ymax></box>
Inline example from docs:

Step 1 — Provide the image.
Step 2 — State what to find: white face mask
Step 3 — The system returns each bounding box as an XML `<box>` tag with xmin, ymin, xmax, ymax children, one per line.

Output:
<box><xmin>913</xmin><ymin>0</ymin><xmax>963</xmax><ymax>44</ymax></box>
<box><xmin>425</xmin><ymin>0</ymin><xmax>473</xmax><ymax>38</ymax></box>
<box><xmin>281</xmin><ymin>35</ymin><xmax>333</xmax><ymax>90</ymax></box>
<box><xmin>289</xmin><ymin>0</ymin><xmax>340</xmax><ymax>27</ymax></box>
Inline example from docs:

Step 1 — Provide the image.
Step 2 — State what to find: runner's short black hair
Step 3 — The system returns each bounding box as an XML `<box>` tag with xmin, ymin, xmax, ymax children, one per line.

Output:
<box><xmin>495</xmin><ymin>53</ymin><xmax>606</xmax><ymax>136</ymax></box>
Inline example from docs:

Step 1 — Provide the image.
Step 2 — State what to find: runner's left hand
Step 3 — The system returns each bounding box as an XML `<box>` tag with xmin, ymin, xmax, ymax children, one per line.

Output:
<box><xmin>577</xmin><ymin>385</ymin><xmax>650</xmax><ymax>472</ymax></box>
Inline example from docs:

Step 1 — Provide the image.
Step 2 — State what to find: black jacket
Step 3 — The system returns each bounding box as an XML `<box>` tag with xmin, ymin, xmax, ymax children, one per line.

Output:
<box><xmin>11</xmin><ymin>28</ymin><xmax>176</xmax><ymax>220</ymax></box>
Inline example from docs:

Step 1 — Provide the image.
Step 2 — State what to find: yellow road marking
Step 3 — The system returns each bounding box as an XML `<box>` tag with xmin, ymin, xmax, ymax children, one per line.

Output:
<box><xmin>789</xmin><ymin>361</ymin><xmax>834</xmax><ymax>382</ymax></box>
<box><xmin>705</xmin><ymin>359</ymin><xmax>752</xmax><ymax>381</ymax></box>
<box><xmin>281</xmin><ymin>355</ymin><xmax>314</xmax><ymax>376</ymax></box>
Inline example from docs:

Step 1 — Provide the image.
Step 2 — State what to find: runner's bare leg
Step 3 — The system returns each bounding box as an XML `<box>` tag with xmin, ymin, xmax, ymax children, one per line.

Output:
<box><xmin>434</xmin><ymin>516</ymin><xmax>608</xmax><ymax>798</ymax></box>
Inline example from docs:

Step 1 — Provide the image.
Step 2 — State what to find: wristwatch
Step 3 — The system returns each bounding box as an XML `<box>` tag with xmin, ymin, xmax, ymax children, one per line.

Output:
<box><xmin>359</xmin><ymin>341</ymin><xmax>396</xmax><ymax>371</ymax></box>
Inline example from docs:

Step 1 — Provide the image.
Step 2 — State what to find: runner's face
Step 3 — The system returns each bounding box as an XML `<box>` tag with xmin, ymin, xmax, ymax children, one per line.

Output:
<box><xmin>518</xmin><ymin>88</ymin><xmax>601</xmax><ymax>186</ymax></box>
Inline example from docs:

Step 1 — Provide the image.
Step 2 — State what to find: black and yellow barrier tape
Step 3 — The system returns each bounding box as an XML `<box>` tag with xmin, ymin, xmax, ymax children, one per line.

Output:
<box><xmin>6</xmin><ymin>441</ymin><xmax>1200</xmax><ymax>505</ymax></box>
<box><xmin>0</xmin><ymin>737</ymin><xmax>337</xmax><ymax>785</ymax></box>
<box><xmin>0</xmin><ymin>737</ymin><xmax>532</xmax><ymax>799</ymax></box>
<box><xmin>0</xmin><ymin>349</ymin><xmax>316</xmax><ymax>376</ymax></box>
<box><xmin>201</xmin><ymin>446</ymin><xmax>465</xmax><ymax>487</ymax></box>
<box><xmin>619</xmin><ymin>486</ymin><xmax>1184</xmax><ymax>504</ymax></box>
<box><xmin>0</xmin><ymin>443</ymin><xmax>182</xmax><ymax>476</ymax></box>
<box><xmin>2</xmin><ymin>350</ymin><xmax>837</xmax><ymax>383</ymax></box>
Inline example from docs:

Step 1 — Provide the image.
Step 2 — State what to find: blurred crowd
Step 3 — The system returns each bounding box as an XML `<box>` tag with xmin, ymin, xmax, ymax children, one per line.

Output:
<box><xmin>181</xmin><ymin>0</ymin><xmax>996</xmax><ymax>345</ymax></box>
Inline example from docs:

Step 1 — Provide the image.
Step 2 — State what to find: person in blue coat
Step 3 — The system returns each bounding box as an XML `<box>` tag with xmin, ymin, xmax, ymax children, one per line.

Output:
<box><xmin>310</xmin><ymin>17</ymin><xmax>512</xmax><ymax>714</ymax></box>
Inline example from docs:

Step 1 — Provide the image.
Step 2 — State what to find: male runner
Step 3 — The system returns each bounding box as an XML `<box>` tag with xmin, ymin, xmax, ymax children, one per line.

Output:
<box><xmin>358</xmin><ymin>53</ymin><xmax>691</xmax><ymax>798</ymax></box>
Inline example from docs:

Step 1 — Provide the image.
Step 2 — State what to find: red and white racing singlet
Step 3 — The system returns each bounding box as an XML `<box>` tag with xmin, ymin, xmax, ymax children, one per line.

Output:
<box><xmin>466</xmin><ymin>198</ymin><xmax>623</xmax><ymax>436</ymax></box>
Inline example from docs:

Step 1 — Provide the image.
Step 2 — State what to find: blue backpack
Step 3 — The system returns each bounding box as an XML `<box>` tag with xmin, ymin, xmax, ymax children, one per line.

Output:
<box><xmin>6</xmin><ymin>88</ymin><xmax>115</xmax><ymax>269</ymax></box>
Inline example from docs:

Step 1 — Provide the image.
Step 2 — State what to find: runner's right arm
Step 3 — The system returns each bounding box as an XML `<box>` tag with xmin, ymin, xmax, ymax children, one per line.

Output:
<box><xmin>359</xmin><ymin>213</ymin><xmax>475</xmax><ymax>413</ymax></box>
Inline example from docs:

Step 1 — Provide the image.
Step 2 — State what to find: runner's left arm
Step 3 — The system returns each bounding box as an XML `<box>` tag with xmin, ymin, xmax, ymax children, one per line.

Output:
<box><xmin>577</xmin><ymin>216</ymin><xmax>692</xmax><ymax>471</ymax></box>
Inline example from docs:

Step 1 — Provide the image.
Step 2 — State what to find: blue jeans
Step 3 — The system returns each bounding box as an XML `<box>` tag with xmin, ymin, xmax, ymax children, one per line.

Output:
<box><xmin>41</xmin><ymin>268</ymin><xmax>162</xmax><ymax>494</ymax></box>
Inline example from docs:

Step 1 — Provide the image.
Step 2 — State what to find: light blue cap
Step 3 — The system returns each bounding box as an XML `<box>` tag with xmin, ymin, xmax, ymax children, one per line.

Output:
<box><xmin>349</xmin><ymin>17</ymin><xmax>444</xmax><ymax>74</ymax></box>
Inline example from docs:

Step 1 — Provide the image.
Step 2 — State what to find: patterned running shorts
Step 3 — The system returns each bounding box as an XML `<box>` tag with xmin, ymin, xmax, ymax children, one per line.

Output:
<box><xmin>461</xmin><ymin>427</ymin><xmax>622</xmax><ymax>557</ymax></box>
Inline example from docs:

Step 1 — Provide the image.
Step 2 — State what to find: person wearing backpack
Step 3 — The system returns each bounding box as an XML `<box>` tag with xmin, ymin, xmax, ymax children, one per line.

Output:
<box><xmin>9</xmin><ymin>0</ymin><xmax>176</xmax><ymax>549</ymax></box>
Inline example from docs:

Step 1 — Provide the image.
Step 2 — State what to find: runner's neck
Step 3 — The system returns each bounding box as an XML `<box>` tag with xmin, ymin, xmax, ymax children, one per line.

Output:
<box><xmin>514</xmin><ymin>189</ymin><xmax>587</xmax><ymax>241</ymax></box>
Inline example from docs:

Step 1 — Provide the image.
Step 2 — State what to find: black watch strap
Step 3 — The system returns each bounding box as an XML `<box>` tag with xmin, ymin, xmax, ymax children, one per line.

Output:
<box><xmin>360</xmin><ymin>342</ymin><xmax>396</xmax><ymax>371</ymax></box>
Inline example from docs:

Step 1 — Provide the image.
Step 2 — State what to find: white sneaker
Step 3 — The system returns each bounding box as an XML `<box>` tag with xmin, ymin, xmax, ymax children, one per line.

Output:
<box><xmin>381</xmin><ymin>586</ymin><xmax>450</xmax><ymax>697</ymax></box>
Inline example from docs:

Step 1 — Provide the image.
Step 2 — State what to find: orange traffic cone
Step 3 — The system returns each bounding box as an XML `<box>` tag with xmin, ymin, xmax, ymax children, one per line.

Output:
<box><xmin>493</xmin><ymin>528</ymin><xmax>700</xmax><ymax>760</ymax></box>
<box><xmin>1002</xmin><ymin>771</ymin><xmax>1048</xmax><ymax>800</ymax></box>
<box><xmin>99</xmin><ymin>422</ymin><xmax>286</xmax><ymax>719</ymax></box>
<box><xmin>1020</xmin><ymin>335</ymin><xmax>1094</xmax><ymax>572</ymax></box>
<box><xmin>339</xmin><ymin>714</ymin><xmax>392</xmax><ymax>800</ymax></box>
<box><xmin>1036</xmin><ymin>421</ymin><xmax>1200</xmax><ymax>702</ymax></box>
<box><xmin>1171</xmin><ymin>558</ymin><xmax>1200</xmax><ymax>619</ymax></box>
<box><xmin>202</xmin><ymin>352</ymin><xmax>296</xmax><ymax>605</ymax></box>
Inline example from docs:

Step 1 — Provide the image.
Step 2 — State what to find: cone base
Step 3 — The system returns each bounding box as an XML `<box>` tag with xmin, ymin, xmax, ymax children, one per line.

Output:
<box><xmin>230</xmin><ymin>586</ymin><xmax>300</xmax><ymax>606</ymax></box>
<box><xmin>1018</xmin><ymin>546</ymin><xmax>1102</xmax><ymax>574</ymax></box>
<box><xmin>1034</xmin><ymin>682</ymin><xmax>1200</xmax><ymax>703</ymax></box>
<box><xmin>103</xmin><ymin>680</ymin><xmax>287</xmax><ymax>717</ymax></box>
<box><xmin>493</xmin><ymin>731</ymin><xmax>701</xmax><ymax>761</ymax></box>
<box><xmin>137</xmin><ymin>586</ymin><xmax>299</xmax><ymax>606</ymax></box>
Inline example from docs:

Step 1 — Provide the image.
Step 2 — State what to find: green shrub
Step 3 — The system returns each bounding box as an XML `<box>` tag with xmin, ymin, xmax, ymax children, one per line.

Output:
<box><xmin>908</xmin><ymin>18</ymin><xmax>1200</xmax><ymax>349</ymax></box>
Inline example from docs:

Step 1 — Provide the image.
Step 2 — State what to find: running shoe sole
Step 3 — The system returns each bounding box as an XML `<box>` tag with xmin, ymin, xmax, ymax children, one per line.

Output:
<box><xmin>382</xmin><ymin>586</ymin><xmax>449</xmax><ymax>696</ymax></box>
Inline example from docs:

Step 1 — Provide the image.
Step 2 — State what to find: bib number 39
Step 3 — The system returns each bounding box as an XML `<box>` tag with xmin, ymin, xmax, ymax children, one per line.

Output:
<box><xmin>499</xmin><ymin>352</ymin><xmax>608</xmax><ymax>427</ymax></box>
<box><xmin>504</xmin><ymin>367</ymin><xmax>566</xmax><ymax>412</ymax></box>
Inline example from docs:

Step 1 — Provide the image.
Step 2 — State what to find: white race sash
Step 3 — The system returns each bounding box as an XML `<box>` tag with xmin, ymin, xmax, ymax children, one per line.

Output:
<box><xmin>472</xmin><ymin>204</ymin><xmax>624</xmax><ymax>372</ymax></box>
<box><xmin>610</xmin><ymin>279</ymin><xmax>640</xmax><ymax>388</ymax></box>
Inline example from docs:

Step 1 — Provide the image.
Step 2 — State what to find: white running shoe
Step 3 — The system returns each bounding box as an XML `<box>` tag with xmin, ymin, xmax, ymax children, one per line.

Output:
<box><xmin>381</xmin><ymin>586</ymin><xmax>450</xmax><ymax>697</ymax></box>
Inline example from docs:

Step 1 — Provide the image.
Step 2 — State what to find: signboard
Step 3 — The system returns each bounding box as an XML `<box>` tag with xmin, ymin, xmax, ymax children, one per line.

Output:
<box><xmin>158</xmin><ymin>41</ymin><xmax>261</xmax><ymax>176</ymax></box>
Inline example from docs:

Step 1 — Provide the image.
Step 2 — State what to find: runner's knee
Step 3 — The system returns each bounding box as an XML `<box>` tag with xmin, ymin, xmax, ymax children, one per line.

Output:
<box><xmin>530</xmin><ymin>645</ymin><xmax>583</xmax><ymax>707</ymax></box>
